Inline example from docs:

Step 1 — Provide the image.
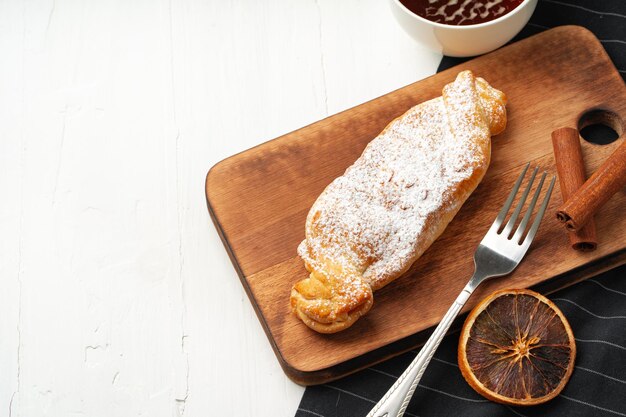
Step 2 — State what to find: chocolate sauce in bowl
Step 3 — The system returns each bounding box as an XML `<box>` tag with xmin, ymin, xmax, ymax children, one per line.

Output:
<box><xmin>399</xmin><ymin>0</ymin><xmax>525</xmax><ymax>25</ymax></box>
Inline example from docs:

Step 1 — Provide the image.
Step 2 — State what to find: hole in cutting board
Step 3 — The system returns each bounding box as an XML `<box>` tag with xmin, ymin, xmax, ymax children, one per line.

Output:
<box><xmin>578</xmin><ymin>109</ymin><xmax>623</xmax><ymax>145</ymax></box>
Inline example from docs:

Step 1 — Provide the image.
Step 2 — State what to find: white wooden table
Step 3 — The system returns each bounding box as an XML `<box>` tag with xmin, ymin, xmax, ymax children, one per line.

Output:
<box><xmin>0</xmin><ymin>1</ymin><xmax>441</xmax><ymax>416</ymax></box>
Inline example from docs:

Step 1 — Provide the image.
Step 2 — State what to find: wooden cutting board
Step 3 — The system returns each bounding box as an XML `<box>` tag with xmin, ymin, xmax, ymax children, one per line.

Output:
<box><xmin>205</xmin><ymin>26</ymin><xmax>626</xmax><ymax>385</ymax></box>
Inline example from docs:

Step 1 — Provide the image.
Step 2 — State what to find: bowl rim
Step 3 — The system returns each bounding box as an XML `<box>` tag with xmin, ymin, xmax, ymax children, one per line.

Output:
<box><xmin>391</xmin><ymin>0</ymin><xmax>536</xmax><ymax>30</ymax></box>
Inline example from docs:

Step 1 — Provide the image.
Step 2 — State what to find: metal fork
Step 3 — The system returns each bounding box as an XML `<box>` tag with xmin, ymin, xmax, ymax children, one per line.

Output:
<box><xmin>366</xmin><ymin>163</ymin><xmax>556</xmax><ymax>417</ymax></box>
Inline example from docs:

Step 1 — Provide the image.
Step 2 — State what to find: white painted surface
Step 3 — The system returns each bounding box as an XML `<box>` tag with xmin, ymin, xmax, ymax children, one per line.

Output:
<box><xmin>0</xmin><ymin>1</ymin><xmax>440</xmax><ymax>416</ymax></box>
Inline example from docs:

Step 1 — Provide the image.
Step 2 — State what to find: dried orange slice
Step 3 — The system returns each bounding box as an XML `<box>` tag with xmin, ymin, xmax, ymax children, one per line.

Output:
<box><xmin>458</xmin><ymin>289</ymin><xmax>576</xmax><ymax>406</ymax></box>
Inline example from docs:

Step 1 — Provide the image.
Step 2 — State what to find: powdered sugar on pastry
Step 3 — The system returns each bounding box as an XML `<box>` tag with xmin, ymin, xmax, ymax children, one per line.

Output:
<box><xmin>292</xmin><ymin>71</ymin><xmax>507</xmax><ymax>333</ymax></box>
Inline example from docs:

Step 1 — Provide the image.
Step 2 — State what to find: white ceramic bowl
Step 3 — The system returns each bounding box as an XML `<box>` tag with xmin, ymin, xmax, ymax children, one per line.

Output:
<box><xmin>390</xmin><ymin>0</ymin><xmax>538</xmax><ymax>57</ymax></box>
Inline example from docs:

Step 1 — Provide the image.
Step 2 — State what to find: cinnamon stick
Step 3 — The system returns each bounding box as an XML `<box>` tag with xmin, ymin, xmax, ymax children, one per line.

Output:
<box><xmin>551</xmin><ymin>128</ymin><xmax>597</xmax><ymax>251</ymax></box>
<box><xmin>556</xmin><ymin>137</ymin><xmax>626</xmax><ymax>232</ymax></box>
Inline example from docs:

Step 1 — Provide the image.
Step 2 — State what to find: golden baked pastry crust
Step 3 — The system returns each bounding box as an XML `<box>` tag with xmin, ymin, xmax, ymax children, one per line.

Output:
<box><xmin>290</xmin><ymin>71</ymin><xmax>507</xmax><ymax>333</ymax></box>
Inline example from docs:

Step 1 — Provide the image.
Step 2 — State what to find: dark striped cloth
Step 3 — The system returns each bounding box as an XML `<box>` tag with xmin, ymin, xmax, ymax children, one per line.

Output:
<box><xmin>296</xmin><ymin>265</ymin><xmax>626</xmax><ymax>417</ymax></box>
<box><xmin>296</xmin><ymin>1</ymin><xmax>626</xmax><ymax>416</ymax></box>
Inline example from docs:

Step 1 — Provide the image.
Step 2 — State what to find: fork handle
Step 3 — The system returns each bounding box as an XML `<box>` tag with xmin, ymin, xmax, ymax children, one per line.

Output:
<box><xmin>366</xmin><ymin>284</ymin><xmax>474</xmax><ymax>417</ymax></box>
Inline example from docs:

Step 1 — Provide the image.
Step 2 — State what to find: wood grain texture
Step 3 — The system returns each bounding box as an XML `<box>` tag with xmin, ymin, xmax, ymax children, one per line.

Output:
<box><xmin>1</xmin><ymin>0</ymin><xmax>442</xmax><ymax>414</ymax></box>
<box><xmin>206</xmin><ymin>26</ymin><xmax>626</xmax><ymax>385</ymax></box>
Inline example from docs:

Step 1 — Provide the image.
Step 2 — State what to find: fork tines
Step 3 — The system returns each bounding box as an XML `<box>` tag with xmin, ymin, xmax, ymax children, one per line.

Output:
<box><xmin>492</xmin><ymin>163</ymin><xmax>556</xmax><ymax>246</ymax></box>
